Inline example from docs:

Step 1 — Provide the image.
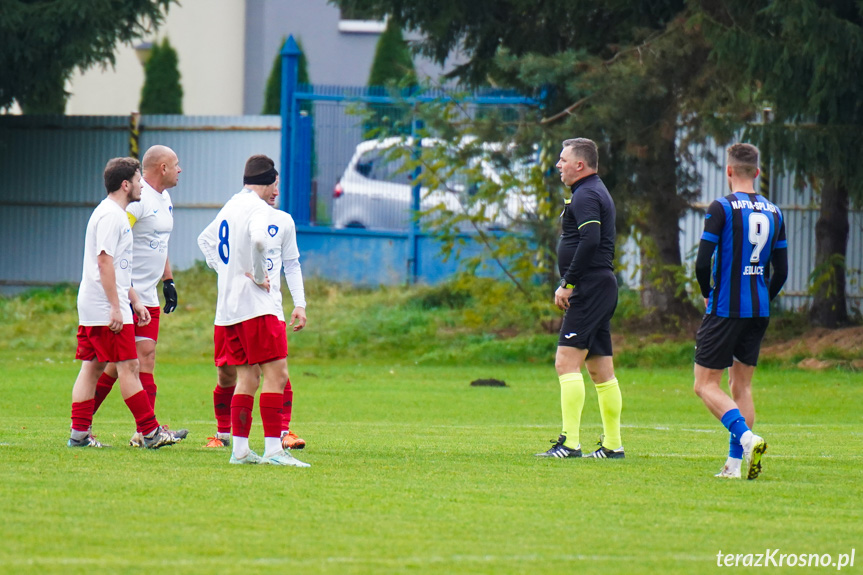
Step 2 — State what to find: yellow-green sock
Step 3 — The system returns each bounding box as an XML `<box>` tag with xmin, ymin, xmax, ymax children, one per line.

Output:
<box><xmin>595</xmin><ymin>377</ymin><xmax>622</xmax><ymax>450</ymax></box>
<box><xmin>559</xmin><ymin>372</ymin><xmax>585</xmax><ymax>448</ymax></box>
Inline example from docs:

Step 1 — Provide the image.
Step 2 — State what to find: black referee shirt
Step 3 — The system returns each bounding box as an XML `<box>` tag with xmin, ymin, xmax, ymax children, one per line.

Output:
<box><xmin>557</xmin><ymin>173</ymin><xmax>616</xmax><ymax>284</ymax></box>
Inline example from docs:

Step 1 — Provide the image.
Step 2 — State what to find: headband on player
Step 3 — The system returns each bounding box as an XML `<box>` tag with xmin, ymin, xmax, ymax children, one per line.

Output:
<box><xmin>243</xmin><ymin>167</ymin><xmax>278</xmax><ymax>186</ymax></box>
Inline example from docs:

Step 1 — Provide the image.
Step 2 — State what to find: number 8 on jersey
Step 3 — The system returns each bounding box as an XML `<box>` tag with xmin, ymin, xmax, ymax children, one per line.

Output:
<box><xmin>218</xmin><ymin>220</ymin><xmax>230</xmax><ymax>264</ymax></box>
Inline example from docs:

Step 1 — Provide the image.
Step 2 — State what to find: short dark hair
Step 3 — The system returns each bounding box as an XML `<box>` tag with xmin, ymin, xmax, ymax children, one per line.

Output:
<box><xmin>103</xmin><ymin>157</ymin><xmax>141</xmax><ymax>194</ymax></box>
<box><xmin>244</xmin><ymin>154</ymin><xmax>275</xmax><ymax>177</ymax></box>
<box><xmin>243</xmin><ymin>154</ymin><xmax>277</xmax><ymax>185</ymax></box>
<box><xmin>562</xmin><ymin>138</ymin><xmax>598</xmax><ymax>170</ymax></box>
<box><xmin>727</xmin><ymin>143</ymin><xmax>759</xmax><ymax>178</ymax></box>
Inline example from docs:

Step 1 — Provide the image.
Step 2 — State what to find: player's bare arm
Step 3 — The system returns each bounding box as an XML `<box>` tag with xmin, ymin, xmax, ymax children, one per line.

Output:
<box><xmin>289</xmin><ymin>307</ymin><xmax>306</xmax><ymax>331</ymax></box>
<box><xmin>554</xmin><ymin>286</ymin><xmax>573</xmax><ymax>310</ymax></box>
<box><xmin>162</xmin><ymin>257</ymin><xmax>173</xmax><ymax>283</ymax></box>
<box><xmin>245</xmin><ymin>271</ymin><xmax>271</xmax><ymax>292</ymax></box>
<box><xmin>162</xmin><ymin>256</ymin><xmax>178</xmax><ymax>313</ymax></box>
<box><xmin>97</xmin><ymin>251</ymin><xmax>123</xmax><ymax>333</ymax></box>
<box><xmin>129</xmin><ymin>287</ymin><xmax>151</xmax><ymax>327</ymax></box>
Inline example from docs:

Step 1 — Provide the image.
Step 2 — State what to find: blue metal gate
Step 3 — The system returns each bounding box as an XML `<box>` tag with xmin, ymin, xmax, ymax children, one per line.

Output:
<box><xmin>275</xmin><ymin>36</ymin><xmax>538</xmax><ymax>283</ymax></box>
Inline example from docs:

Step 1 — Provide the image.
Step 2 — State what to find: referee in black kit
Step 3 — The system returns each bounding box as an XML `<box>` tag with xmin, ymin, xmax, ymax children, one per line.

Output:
<box><xmin>536</xmin><ymin>138</ymin><xmax>624</xmax><ymax>460</ymax></box>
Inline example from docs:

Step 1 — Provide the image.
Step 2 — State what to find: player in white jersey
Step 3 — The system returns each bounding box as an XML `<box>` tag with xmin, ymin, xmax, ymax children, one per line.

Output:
<box><xmin>197</xmin><ymin>154</ymin><xmax>308</xmax><ymax>467</ymax></box>
<box><xmin>203</xmin><ymin>181</ymin><xmax>308</xmax><ymax>451</ymax></box>
<box><xmin>93</xmin><ymin>145</ymin><xmax>188</xmax><ymax>446</ymax></box>
<box><xmin>68</xmin><ymin>157</ymin><xmax>179</xmax><ymax>450</ymax></box>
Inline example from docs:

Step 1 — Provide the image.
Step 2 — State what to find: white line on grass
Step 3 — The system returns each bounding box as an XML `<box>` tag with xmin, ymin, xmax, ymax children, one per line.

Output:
<box><xmin>78</xmin><ymin>417</ymin><xmax>861</xmax><ymax>431</ymax></box>
<box><xmin>2</xmin><ymin>552</ymin><xmax>711</xmax><ymax>568</ymax></box>
<box><xmin>640</xmin><ymin>453</ymin><xmax>863</xmax><ymax>460</ymax></box>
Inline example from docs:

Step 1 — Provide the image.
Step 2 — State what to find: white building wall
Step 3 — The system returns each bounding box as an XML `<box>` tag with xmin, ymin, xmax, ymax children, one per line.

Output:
<box><xmin>64</xmin><ymin>0</ymin><xmax>245</xmax><ymax>115</ymax></box>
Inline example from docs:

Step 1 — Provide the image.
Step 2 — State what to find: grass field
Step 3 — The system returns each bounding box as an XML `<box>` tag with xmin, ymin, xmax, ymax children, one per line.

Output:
<box><xmin>1</xmin><ymin>351</ymin><xmax>861</xmax><ymax>574</ymax></box>
<box><xmin>1</xmin><ymin>276</ymin><xmax>861</xmax><ymax>574</ymax></box>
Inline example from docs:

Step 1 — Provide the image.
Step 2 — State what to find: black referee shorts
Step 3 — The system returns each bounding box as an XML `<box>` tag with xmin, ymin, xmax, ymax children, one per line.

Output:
<box><xmin>558</xmin><ymin>270</ymin><xmax>618</xmax><ymax>357</ymax></box>
<box><xmin>695</xmin><ymin>314</ymin><xmax>770</xmax><ymax>369</ymax></box>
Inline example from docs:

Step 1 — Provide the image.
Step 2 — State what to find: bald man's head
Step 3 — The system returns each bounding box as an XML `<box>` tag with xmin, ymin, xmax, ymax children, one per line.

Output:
<box><xmin>141</xmin><ymin>145</ymin><xmax>181</xmax><ymax>192</ymax></box>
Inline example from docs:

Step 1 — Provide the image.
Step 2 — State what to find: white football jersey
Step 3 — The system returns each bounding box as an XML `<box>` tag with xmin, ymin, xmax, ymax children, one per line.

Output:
<box><xmin>126</xmin><ymin>179</ymin><xmax>173</xmax><ymax>307</ymax></box>
<box><xmin>264</xmin><ymin>208</ymin><xmax>304</xmax><ymax>322</ymax></box>
<box><xmin>198</xmin><ymin>189</ymin><xmax>279</xmax><ymax>325</ymax></box>
<box><xmin>77</xmin><ymin>197</ymin><xmax>135</xmax><ymax>326</ymax></box>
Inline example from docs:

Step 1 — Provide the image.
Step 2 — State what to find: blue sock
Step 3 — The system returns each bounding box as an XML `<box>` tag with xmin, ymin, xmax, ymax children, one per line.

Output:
<box><xmin>728</xmin><ymin>432</ymin><xmax>743</xmax><ymax>459</ymax></box>
<box><xmin>720</xmin><ymin>408</ymin><xmax>750</xmax><ymax>446</ymax></box>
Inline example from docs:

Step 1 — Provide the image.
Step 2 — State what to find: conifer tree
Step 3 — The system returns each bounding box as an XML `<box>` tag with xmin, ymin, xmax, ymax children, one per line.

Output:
<box><xmin>1</xmin><ymin>0</ymin><xmax>175</xmax><ymax>112</ymax></box>
<box><xmin>692</xmin><ymin>0</ymin><xmax>863</xmax><ymax>326</ymax></box>
<box><xmin>262</xmin><ymin>37</ymin><xmax>317</xmax><ymax>185</ymax></box>
<box><xmin>342</xmin><ymin>0</ymin><xmax>713</xmax><ymax>317</ymax></box>
<box><xmin>368</xmin><ymin>18</ymin><xmax>416</xmax><ymax>88</ymax></box>
<box><xmin>366</xmin><ymin>18</ymin><xmax>417</xmax><ymax>136</ymax></box>
<box><xmin>139</xmin><ymin>38</ymin><xmax>183</xmax><ymax>114</ymax></box>
<box><xmin>18</xmin><ymin>72</ymin><xmax>67</xmax><ymax>114</ymax></box>
<box><xmin>262</xmin><ymin>37</ymin><xmax>310</xmax><ymax>115</ymax></box>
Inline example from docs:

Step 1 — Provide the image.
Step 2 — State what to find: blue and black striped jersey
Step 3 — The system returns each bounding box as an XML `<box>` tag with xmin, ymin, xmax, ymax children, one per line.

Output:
<box><xmin>700</xmin><ymin>191</ymin><xmax>787</xmax><ymax>318</ymax></box>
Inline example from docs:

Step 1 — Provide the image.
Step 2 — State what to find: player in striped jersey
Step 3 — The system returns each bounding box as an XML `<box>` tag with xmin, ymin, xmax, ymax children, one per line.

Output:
<box><xmin>693</xmin><ymin>143</ymin><xmax>788</xmax><ymax>480</ymax></box>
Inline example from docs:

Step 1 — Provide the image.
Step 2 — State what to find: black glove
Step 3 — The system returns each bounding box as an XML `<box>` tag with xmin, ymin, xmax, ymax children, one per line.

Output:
<box><xmin>162</xmin><ymin>279</ymin><xmax>178</xmax><ymax>314</ymax></box>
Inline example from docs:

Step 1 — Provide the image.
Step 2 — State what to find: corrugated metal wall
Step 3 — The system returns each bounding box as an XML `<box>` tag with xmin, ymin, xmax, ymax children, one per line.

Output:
<box><xmin>139</xmin><ymin>116</ymin><xmax>282</xmax><ymax>281</ymax></box>
<box><xmin>621</xmin><ymin>138</ymin><xmax>862</xmax><ymax>312</ymax></box>
<box><xmin>0</xmin><ymin>115</ymin><xmax>280</xmax><ymax>290</ymax></box>
<box><xmin>1</xmin><ymin>116</ymin><xmax>128</xmax><ymax>288</ymax></box>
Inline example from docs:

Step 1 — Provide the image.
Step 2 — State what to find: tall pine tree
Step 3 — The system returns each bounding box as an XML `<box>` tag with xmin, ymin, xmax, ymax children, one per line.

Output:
<box><xmin>366</xmin><ymin>18</ymin><xmax>417</xmax><ymax>136</ymax></box>
<box><xmin>262</xmin><ymin>37</ymin><xmax>310</xmax><ymax>115</ymax></box>
<box><xmin>18</xmin><ymin>71</ymin><xmax>67</xmax><ymax>114</ymax></box>
<box><xmin>1</xmin><ymin>0</ymin><xmax>176</xmax><ymax>112</ymax></box>
<box><xmin>262</xmin><ymin>37</ymin><xmax>317</xmax><ymax>184</ymax></box>
<box><xmin>139</xmin><ymin>38</ymin><xmax>183</xmax><ymax>114</ymax></box>
<box><xmin>338</xmin><ymin>0</ymin><xmax>723</xmax><ymax>318</ymax></box>
<box><xmin>692</xmin><ymin>0</ymin><xmax>863</xmax><ymax>327</ymax></box>
<box><xmin>368</xmin><ymin>18</ymin><xmax>416</xmax><ymax>88</ymax></box>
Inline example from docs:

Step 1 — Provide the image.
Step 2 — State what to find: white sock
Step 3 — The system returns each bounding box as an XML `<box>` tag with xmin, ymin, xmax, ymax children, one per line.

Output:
<box><xmin>740</xmin><ymin>430</ymin><xmax>754</xmax><ymax>447</ymax></box>
<box><xmin>232</xmin><ymin>436</ymin><xmax>250</xmax><ymax>458</ymax></box>
<box><xmin>725</xmin><ymin>457</ymin><xmax>742</xmax><ymax>472</ymax></box>
<box><xmin>70</xmin><ymin>429</ymin><xmax>89</xmax><ymax>441</ymax></box>
<box><xmin>263</xmin><ymin>437</ymin><xmax>282</xmax><ymax>457</ymax></box>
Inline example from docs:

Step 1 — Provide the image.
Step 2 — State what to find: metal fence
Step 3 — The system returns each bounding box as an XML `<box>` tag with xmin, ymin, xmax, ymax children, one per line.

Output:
<box><xmin>0</xmin><ymin>115</ymin><xmax>281</xmax><ymax>290</ymax></box>
<box><xmin>1</xmin><ymin>108</ymin><xmax>860</xmax><ymax>311</ymax></box>
<box><xmin>672</xmin><ymin>139</ymin><xmax>861</xmax><ymax>312</ymax></box>
<box><xmin>0</xmin><ymin>112</ymin><xmax>505</xmax><ymax>290</ymax></box>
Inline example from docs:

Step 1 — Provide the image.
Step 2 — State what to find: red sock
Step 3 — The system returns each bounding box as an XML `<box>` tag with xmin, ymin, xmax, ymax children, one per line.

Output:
<box><xmin>214</xmin><ymin>385</ymin><xmax>235</xmax><ymax>434</ymax></box>
<box><xmin>281</xmin><ymin>379</ymin><xmax>293</xmax><ymax>433</ymax></box>
<box><xmin>231</xmin><ymin>393</ymin><xmax>255</xmax><ymax>438</ymax></box>
<box><xmin>93</xmin><ymin>373</ymin><xmax>117</xmax><ymax>414</ymax></box>
<box><xmin>260</xmin><ymin>392</ymin><xmax>282</xmax><ymax>439</ymax></box>
<box><xmin>71</xmin><ymin>399</ymin><xmax>95</xmax><ymax>432</ymax></box>
<box><xmin>124</xmin><ymin>390</ymin><xmax>159</xmax><ymax>435</ymax></box>
<box><xmin>140</xmin><ymin>372</ymin><xmax>157</xmax><ymax>410</ymax></box>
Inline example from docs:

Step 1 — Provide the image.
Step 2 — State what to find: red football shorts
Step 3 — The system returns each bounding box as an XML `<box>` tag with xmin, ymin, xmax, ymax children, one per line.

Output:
<box><xmin>75</xmin><ymin>324</ymin><xmax>138</xmax><ymax>363</ymax></box>
<box><xmin>223</xmin><ymin>314</ymin><xmax>287</xmax><ymax>366</ymax></box>
<box><xmin>213</xmin><ymin>325</ymin><xmax>229</xmax><ymax>367</ymax></box>
<box><xmin>132</xmin><ymin>305</ymin><xmax>160</xmax><ymax>342</ymax></box>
